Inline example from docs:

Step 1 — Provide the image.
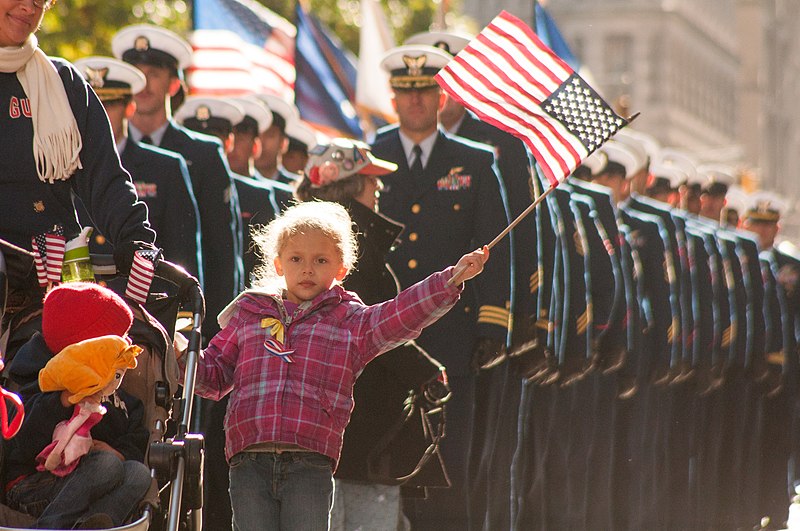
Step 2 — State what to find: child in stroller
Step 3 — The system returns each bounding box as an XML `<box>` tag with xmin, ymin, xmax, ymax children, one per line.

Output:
<box><xmin>0</xmin><ymin>240</ymin><xmax>206</xmax><ymax>531</ymax></box>
<box><xmin>5</xmin><ymin>283</ymin><xmax>152</xmax><ymax>529</ymax></box>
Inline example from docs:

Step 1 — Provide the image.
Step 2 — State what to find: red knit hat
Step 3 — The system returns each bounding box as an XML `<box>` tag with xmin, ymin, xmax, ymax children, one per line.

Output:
<box><xmin>42</xmin><ymin>282</ymin><xmax>134</xmax><ymax>354</ymax></box>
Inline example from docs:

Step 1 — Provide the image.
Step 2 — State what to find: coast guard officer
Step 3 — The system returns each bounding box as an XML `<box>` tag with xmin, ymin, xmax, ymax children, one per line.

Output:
<box><xmin>372</xmin><ymin>43</ymin><xmax>512</xmax><ymax>530</ymax></box>
<box><xmin>112</xmin><ymin>24</ymin><xmax>243</xmax><ymax>340</ymax></box>
<box><xmin>72</xmin><ymin>56</ymin><xmax>202</xmax><ymax>281</ymax></box>
<box><xmin>253</xmin><ymin>93</ymin><xmax>303</xmax><ymax>186</ymax></box>
<box><xmin>227</xmin><ymin>95</ymin><xmax>294</xmax><ymax>211</ymax></box>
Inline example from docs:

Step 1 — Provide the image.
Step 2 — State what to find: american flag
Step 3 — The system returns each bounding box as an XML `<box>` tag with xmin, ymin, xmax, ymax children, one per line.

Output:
<box><xmin>125</xmin><ymin>249</ymin><xmax>159</xmax><ymax>305</ymax></box>
<box><xmin>31</xmin><ymin>226</ymin><xmax>65</xmax><ymax>287</ymax></box>
<box><xmin>189</xmin><ymin>0</ymin><xmax>295</xmax><ymax>101</ymax></box>
<box><xmin>435</xmin><ymin>10</ymin><xmax>628</xmax><ymax>187</ymax></box>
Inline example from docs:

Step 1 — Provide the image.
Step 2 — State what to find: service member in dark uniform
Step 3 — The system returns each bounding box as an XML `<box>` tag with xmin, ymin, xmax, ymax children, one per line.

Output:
<box><xmin>371</xmin><ymin>43</ymin><xmax>512</xmax><ymax>530</ymax></box>
<box><xmin>742</xmin><ymin>192</ymin><xmax>795</xmax><ymax>527</ymax></box>
<box><xmin>227</xmin><ymin>95</ymin><xmax>295</xmax><ymax>211</ymax></box>
<box><xmin>72</xmin><ymin>56</ymin><xmax>202</xmax><ymax>282</ymax></box>
<box><xmin>112</xmin><ymin>24</ymin><xmax>243</xmax><ymax>341</ymax></box>
<box><xmin>282</xmin><ymin>119</ymin><xmax>317</xmax><ymax>174</ymax></box>
<box><xmin>253</xmin><ymin>93</ymin><xmax>303</xmax><ymax>186</ymax></box>
<box><xmin>404</xmin><ymin>30</ymin><xmax>534</xmax><ymax>529</ymax></box>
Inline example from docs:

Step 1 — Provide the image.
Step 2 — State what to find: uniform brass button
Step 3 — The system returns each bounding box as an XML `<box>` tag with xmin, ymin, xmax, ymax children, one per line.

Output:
<box><xmin>411</xmin><ymin>204</ymin><xmax>421</xmax><ymax>214</ymax></box>
<box><xmin>453</xmin><ymin>203</ymin><xmax>461</xmax><ymax>211</ymax></box>
<box><xmin>408</xmin><ymin>259</ymin><xmax>418</xmax><ymax>269</ymax></box>
<box><xmin>464</xmin><ymin>306</ymin><xmax>471</xmax><ymax>313</ymax></box>
<box><xmin>409</xmin><ymin>232</ymin><xmax>418</xmax><ymax>242</ymax></box>
<box><xmin>95</xmin><ymin>234</ymin><xmax>106</xmax><ymax>245</ymax></box>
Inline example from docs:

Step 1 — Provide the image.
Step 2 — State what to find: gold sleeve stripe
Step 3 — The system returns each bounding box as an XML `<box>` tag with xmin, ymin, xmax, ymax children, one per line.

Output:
<box><xmin>536</xmin><ymin>318</ymin><xmax>551</xmax><ymax>331</ymax></box>
<box><xmin>767</xmin><ymin>352</ymin><xmax>785</xmax><ymax>366</ymax></box>
<box><xmin>721</xmin><ymin>326</ymin><xmax>733</xmax><ymax>348</ymax></box>
<box><xmin>478</xmin><ymin>305</ymin><xmax>511</xmax><ymax>328</ymax></box>
<box><xmin>576</xmin><ymin>310</ymin><xmax>589</xmax><ymax>335</ymax></box>
<box><xmin>529</xmin><ymin>271</ymin><xmax>540</xmax><ymax>293</ymax></box>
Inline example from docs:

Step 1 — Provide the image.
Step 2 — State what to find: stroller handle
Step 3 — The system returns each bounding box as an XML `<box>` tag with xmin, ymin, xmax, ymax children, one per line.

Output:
<box><xmin>153</xmin><ymin>259</ymin><xmax>205</xmax><ymax>320</ymax></box>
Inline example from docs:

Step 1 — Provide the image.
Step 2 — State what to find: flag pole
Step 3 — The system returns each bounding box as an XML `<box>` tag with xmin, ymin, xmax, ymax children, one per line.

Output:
<box><xmin>448</xmin><ymin>179</ymin><xmax>557</xmax><ymax>285</ymax></box>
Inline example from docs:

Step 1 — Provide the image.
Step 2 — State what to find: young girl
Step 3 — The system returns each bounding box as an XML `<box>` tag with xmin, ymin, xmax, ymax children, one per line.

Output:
<box><xmin>182</xmin><ymin>201</ymin><xmax>488</xmax><ymax>530</ymax></box>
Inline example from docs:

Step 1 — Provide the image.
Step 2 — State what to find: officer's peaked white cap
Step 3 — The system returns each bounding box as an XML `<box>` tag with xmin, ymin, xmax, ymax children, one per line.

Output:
<box><xmin>744</xmin><ymin>190</ymin><xmax>787</xmax><ymax>223</ymax></box>
<box><xmin>286</xmin><ymin>121</ymin><xmax>319</xmax><ymax>151</ymax></box>
<box><xmin>697</xmin><ymin>164</ymin><xmax>736</xmax><ymax>195</ymax></box>
<box><xmin>112</xmin><ymin>24</ymin><xmax>193</xmax><ymax>72</ymax></box>
<box><xmin>615</xmin><ymin>128</ymin><xmax>660</xmax><ymax>165</ymax></box>
<box><xmin>174</xmin><ymin>96</ymin><xmax>245</xmax><ymax>134</ymax></box>
<box><xmin>230</xmin><ymin>96</ymin><xmax>273</xmax><ymax>134</ymax></box>
<box><xmin>253</xmin><ymin>93</ymin><xmax>300</xmax><ymax>131</ymax></box>
<box><xmin>724</xmin><ymin>184</ymin><xmax>748</xmax><ymax>216</ymax></box>
<box><xmin>650</xmin><ymin>162</ymin><xmax>687</xmax><ymax>189</ymax></box>
<box><xmin>581</xmin><ymin>150</ymin><xmax>607</xmax><ymax>176</ymax></box>
<box><xmin>404</xmin><ymin>31</ymin><xmax>474</xmax><ymax>56</ymax></box>
<box><xmin>380</xmin><ymin>45</ymin><xmax>452</xmax><ymax>89</ymax></box>
<box><xmin>73</xmin><ymin>56</ymin><xmax>146</xmax><ymax>101</ymax></box>
<box><xmin>599</xmin><ymin>140</ymin><xmax>639</xmax><ymax>179</ymax></box>
<box><xmin>655</xmin><ymin>148</ymin><xmax>700</xmax><ymax>186</ymax></box>
<box><xmin>610</xmin><ymin>129</ymin><xmax>648</xmax><ymax>175</ymax></box>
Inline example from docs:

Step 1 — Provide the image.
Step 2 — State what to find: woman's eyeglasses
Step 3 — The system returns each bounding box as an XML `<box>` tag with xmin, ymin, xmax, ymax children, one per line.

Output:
<box><xmin>31</xmin><ymin>0</ymin><xmax>55</xmax><ymax>10</ymax></box>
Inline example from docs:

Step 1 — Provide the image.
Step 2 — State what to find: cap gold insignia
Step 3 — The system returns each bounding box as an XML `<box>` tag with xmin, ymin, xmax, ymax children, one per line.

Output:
<box><xmin>84</xmin><ymin>67</ymin><xmax>109</xmax><ymax>89</ymax></box>
<box><xmin>756</xmin><ymin>200</ymin><xmax>774</xmax><ymax>214</ymax></box>
<box><xmin>403</xmin><ymin>55</ymin><xmax>427</xmax><ymax>76</ymax></box>
<box><xmin>195</xmin><ymin>105</ymin><xmax>211</xmax><ymax>121</ymax></box>
<box><xmin>434</xmin><ymin>41</ymin><xmax>451</xmax><ymax>54</ymax></box>
<box><xmin>134</xmin><ymin>36</ymin><xmax>150</xmax><ymax>52</ymax></box>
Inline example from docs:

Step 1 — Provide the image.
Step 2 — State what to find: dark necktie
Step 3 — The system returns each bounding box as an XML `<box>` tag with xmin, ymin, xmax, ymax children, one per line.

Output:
<box><xmin>410</xmin><ymin>144</ymin><xmax>423</xmax><ymax>175</ymax></box>
<box><xmin>140</xmin><ymin>135</ymin><xmax>153</xmax><ymax>145</ymax></box>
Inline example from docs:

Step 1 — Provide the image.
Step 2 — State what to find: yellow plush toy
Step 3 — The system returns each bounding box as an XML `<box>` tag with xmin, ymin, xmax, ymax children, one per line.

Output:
<box><xmin>36</xmin><ymin>335</ymin><xmax>141</xmax><ymax>476</ymax></box>
<box><xmin>39</xmin><ymin>335</ymin><xmax>140</xmax><ymax>404</ymax></box>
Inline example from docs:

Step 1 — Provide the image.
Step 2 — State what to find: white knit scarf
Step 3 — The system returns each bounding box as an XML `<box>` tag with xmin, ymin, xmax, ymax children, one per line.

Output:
<box><xmin>0</xmin><ymin>34</ymin><xmax>82</xmax><ymax>183</ymax></box>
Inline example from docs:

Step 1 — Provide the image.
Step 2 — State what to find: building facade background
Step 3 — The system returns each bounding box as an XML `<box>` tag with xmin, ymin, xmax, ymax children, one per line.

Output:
<box><xmin>460</xmin><ymin>0</ymin><xmax>800</xmax><ymax>239</ymax></box>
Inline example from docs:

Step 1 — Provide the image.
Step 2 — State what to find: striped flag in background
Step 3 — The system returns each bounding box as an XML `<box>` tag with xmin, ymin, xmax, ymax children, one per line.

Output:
<box><xmin>435</xmin><ymin>10</ymin><xmax>628</xmax><ymax>187</ymax></box>
<box><xmin>125</xmin><ymin>249</ymin><xmax>160</xmax><ymax>305</ymax></box>
<box><xmin>31</xmin><ymin>226</ymin><xmax>65</xmax><ymax>287</ymax></box>
<box><xmin>189</xmin><ymin>0</ymin><xmax>296</xmax><ymax>100</ymax></box>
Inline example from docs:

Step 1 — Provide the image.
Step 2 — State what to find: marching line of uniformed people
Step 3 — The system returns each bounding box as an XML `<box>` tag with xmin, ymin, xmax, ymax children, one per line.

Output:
<box><xmin>6</xmin><ymin>14</ymin><xmax>800</xmax><ymax>531</ymax></box>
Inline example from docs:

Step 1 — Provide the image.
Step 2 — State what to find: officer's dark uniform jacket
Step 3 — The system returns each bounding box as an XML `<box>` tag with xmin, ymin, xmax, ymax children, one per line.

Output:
<box><xmin>569</xmin><ymin>179</ymin><xmax>628</xmax><ymax>371</ymax></box>
<box><xmin>371</xmin><ymin>126</ymin><xmax>511</xmax><ymax>377</ymax></box>
<box><xmin>253</xmin><ymin>170</ymin><xmax>295</xmax><ymax>210</ymax></box>
<box><xmin>76</xmin><ymin>138</ymin><xmax>203</xmax><ymax>284</ymax></box>
<box><xmin>334</xmin><ymin>200</ymin><xmax>448</xmax><ymax>491</ymax></box>
<box><xmin>232</xmin><ymin>173</ymin><xmax>280</xmax><ymax>287</ymax></box>
<box><xmin>122</xmin><ymin>139</ymin><xmax>201</xmax><ymax>281</ymax></box>
<box><xmin>155</xmin><ymin>120</ymin><xmax>243</xmax><ymax>337</ymax></box>
<box><xmin>0</xmin><ymin>59</ymin><xmax>154</xmax><ymax>251</ymax></box>
<box><xmin>451</xmin><ymin>112</ymin><xmax>537</xmax><ymax>353</ymax></box>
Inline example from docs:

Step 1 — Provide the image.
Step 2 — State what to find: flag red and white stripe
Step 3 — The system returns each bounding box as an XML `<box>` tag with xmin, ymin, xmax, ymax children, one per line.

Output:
<box><xmin>125</xmin><ymin>250</ymin><xmax>158</xmax><ymax>304</ymax></box>
<box><xmin>187</xmin><ymin>29</ymin><xmax>295</xmax><ymax>101</ymax></box>
<box><xmin>435</xmin><ymin>10</ymin><xmax>627</xmax><ymax>186</ymax></box>
<box><xmin>187</xmin><ymin>0</ymin><xmax>296</xmax><ymax>101</ymax></box>
<box><xmin>31</xmin><ymin>227</ymin><xmax>66</xmax><ymax>287</ymax></box>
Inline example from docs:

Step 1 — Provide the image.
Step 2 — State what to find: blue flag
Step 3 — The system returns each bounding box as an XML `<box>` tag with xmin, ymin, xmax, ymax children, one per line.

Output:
<box><xmin>294</xmin><ymin>3</ymin><xmax>362</xmax><ymax>137</ymax></box>
<box><xmin>535</xmin><ymin>2</ymin><xmax>580</xmax><ymax>71</ymax></box>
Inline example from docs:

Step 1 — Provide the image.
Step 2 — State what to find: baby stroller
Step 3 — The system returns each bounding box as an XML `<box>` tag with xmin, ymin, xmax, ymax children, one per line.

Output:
<box><xmin>0</xmin><ymin>238</ymin><xmax>205</xmax><ymax>531</ymax></box>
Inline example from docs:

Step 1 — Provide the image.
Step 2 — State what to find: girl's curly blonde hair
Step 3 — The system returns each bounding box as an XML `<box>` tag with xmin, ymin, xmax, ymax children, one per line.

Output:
<box><xmin>250</xmin><ymin>201</ymin><xmax>358</xmax><ymax>289</ymax></box>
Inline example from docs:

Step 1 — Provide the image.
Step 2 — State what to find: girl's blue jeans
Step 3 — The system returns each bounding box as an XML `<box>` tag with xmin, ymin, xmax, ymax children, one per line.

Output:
<box><xmin>229</xmin><ymin>451</ymin><xmax>334</xmax><ymax>531</ymax></box>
